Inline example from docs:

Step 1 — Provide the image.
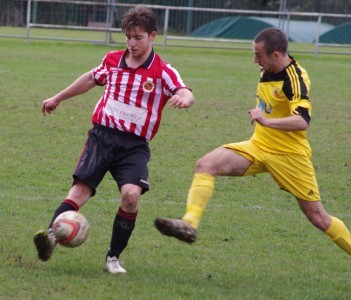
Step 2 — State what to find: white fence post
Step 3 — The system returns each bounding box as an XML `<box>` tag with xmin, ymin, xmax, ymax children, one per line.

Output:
<box><xmin>314</xmin><ymin>14</ymin><xmax>322</xmax><ymax>57</ymax></box>
<box><xmin>26</xmin><ymin>0</ymin><xmax>32</xmax><ymax>44</ymax></box>
<box><xmin>163</xmin><ymin>7</ymin><xmax>170</xmax><ymax>50</ymax></box>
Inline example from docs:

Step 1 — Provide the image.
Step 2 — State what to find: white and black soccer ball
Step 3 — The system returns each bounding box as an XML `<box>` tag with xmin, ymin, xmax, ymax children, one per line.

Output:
<box><xmin>53</xmin><ymin>211</ymin><xmax>90</xmax><ymax>248</ymax></box>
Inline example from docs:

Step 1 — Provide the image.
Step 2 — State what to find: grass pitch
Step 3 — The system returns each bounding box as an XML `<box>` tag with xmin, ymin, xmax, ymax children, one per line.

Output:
<box><xmin>0</xmin><ymin>36</ymin><xmax>350</xmax><ymax>299</ymax></box>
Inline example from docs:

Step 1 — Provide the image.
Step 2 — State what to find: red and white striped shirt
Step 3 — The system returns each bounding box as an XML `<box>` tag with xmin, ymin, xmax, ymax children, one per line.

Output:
<box><xmin>92</xmin><ymin>49</ymin><xmax>189</xmax><ymax>141</ymax></box>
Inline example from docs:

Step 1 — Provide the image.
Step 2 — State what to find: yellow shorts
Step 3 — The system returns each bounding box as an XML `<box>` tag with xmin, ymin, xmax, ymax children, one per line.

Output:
<box><xmin>223</xmin><ymin>140</ymin><xmax>320</xmax><ymax>201</ymax></box>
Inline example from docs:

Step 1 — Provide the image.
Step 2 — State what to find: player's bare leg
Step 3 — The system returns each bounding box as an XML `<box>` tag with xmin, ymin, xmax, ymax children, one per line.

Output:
<box><xmin>297</xmin><ymin>198</ymin><xmax>351</xmax><ymax>255</ymax></box>
<box><xmin>105</xmin><ymin>184</ymin><xmax>141</xmax><ymax>274</ymax></box>
<box><xmin>155</xmin><ymin>147</ymin><xmax>251</xmax><ymax>243</ymax></box>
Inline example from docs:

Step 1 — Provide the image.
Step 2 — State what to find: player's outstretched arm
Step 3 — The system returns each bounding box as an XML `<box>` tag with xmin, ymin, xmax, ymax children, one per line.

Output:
<box><xmin>41</xmin><ymin>71</ymin><xmax>96</xmax><ymax>115</ymax></box>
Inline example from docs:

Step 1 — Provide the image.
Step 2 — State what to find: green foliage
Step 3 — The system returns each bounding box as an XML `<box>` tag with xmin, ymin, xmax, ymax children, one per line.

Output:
<box><xmin>0</xmin><ymin>37</ymin><xmax>350</xmax><ymax>299</ymax></box>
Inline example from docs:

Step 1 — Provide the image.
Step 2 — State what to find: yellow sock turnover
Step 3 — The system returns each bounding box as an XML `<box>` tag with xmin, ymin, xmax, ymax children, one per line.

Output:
<box><xmin>326</xmin><ymin>216</ymin><xmax>351</xmax><ymax>255</ymax></box>
<box><xmin>182</xmin><ymin>173</ymin><xmax>214</xmax><ymax>229</ymax></box>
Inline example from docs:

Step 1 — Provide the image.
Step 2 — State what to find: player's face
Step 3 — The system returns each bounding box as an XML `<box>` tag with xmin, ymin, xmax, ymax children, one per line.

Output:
<box><xmin>252</xmin><ymin>41</ymin><xmax>277</xmax><ymax>73</ymax></box>
<box><xmin>125</xmin><ymin>26</ymin><xmax>156</xmax><ymax>60</ymax></box>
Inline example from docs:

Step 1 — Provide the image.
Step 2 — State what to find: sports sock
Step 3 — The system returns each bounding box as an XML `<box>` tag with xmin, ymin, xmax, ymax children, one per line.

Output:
<box><xmin>108</xmin><ymin>207</ymin><xmax>137</xmax><ymax>258</ymax></box>
<box><xmin>326</xmin><ymin>216</ymin><xmax>351</xmax><ymax>255</ymax></box>
<box><xmin>182</xmin><ymin>173</ymin><xmax>214</xmax><ymax>229</ymax></box>
<box><xmin>48</xmin><ymin>199</ymin><xmax>79</xmax><ymax>229</ymax></box>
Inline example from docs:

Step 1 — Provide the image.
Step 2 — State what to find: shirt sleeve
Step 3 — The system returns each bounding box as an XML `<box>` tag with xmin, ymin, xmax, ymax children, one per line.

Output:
<box><xmin>285</xmin><ymin>63</ymin><xmax>312</xmax><ymax>121</ymax></box>
<box><xmin>162</xmin><ymin>62</ymin><xmax>189</xmax><ymax>95</ymax></box>
<box><xmin>93</xmin><ymin>54</ymin><xmax>109</xmax><ymax>86</ymax></box>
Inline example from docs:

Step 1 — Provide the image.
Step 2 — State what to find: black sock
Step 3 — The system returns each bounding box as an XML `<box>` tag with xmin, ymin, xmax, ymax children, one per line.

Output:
<box><xmin>48</xmin><ymin>199</ymin><xmax>79</xmax><ymax>229</ymax></box>
<box><xmin>108</xmin><ymin>207</ymin><xmax>137</xmax><ymax>258</ymax></box>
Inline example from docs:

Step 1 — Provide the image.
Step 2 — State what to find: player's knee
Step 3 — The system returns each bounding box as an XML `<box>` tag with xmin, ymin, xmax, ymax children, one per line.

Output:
<box><xmin>195</xmin><ymin>156</ymin><xmax>212</xmax><ymax>173</ymax></box>
<box><xmin>120</xmin><ymin>185</ymin><xmax>141</xmax><ymax>210</ymax></box>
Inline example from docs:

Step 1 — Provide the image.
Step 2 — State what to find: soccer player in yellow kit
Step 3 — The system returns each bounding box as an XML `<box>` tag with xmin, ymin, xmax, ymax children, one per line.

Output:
<box><xmin>155</xmin><ymin>27</ymin><xmax>351</xmax><ymax>256</ymax></box>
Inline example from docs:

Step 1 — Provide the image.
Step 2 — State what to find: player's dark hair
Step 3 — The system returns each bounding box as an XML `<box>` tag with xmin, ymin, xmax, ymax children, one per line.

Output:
<box><xmin>254</xmin><ymin>27</ymin><xmax>288</xmax><ymax>55</ymax></box>
<box><xmin>121</xmin><ymin>5</ymin><xmax>158</xmax><ymax>35</ymax></box>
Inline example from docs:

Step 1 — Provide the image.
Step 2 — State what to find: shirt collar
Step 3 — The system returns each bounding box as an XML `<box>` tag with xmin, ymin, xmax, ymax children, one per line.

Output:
<box><xmin>119</xmin><ymin>48</ymin><xmax>155</xmax><ymax>69</ymax></box>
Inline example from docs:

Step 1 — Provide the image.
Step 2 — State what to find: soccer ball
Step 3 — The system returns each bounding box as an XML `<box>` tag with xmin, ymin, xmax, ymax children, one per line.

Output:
<box><xmin>53</xmin><ymin>211</ymin><xmax>90</xmax><ymax>248</ymax></box>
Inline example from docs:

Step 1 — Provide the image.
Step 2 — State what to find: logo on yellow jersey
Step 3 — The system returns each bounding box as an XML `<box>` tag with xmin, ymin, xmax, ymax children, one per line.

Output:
<box><xmin>257</xmin><ymin>96</ymin><xmax>272</xmax><ymax>114</ymax></box>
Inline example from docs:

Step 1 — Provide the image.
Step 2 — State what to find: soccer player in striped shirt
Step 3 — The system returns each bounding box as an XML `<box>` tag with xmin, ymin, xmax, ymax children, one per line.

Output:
<box><xmin>34</xmin><ymin>5</ymin><xmax>195</xmax><ymax>274</ymax></box>
<box><xmin>155</xmin><ymin>27</ymin><xmax>351</xmax><ymax>258</ymax></box>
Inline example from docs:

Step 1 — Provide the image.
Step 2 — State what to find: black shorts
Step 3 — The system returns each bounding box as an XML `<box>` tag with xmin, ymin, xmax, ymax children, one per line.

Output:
<box><xmin>73</xmin><ymin>124</ymin><xmax>150</xmax><ymax>196</ymax></box>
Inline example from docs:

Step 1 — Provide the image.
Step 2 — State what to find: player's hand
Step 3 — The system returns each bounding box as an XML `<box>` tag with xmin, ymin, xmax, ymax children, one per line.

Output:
<box><xmin>42</xmin><ymin>98</ymin><xmax>59</xmax><ymax>116</ymax></box>
<box><xmin>248</xmin><ymin>108</ymin><xmax>268</xmax><ymax>126</ymax></box>
<box><xmin>169</xmin><ymin>94</ymin><xmax>192</xmax><ymax>109</ymax></box>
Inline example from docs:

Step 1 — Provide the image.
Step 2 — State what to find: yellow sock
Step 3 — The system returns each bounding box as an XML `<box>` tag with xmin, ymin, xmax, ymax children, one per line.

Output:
<box><xmin>326</xmin><ymin>216</ymin><xmax>351</xmax><ymax>255</ymax></box>
<box><xmin>182</xmin><ymin>173</ymin><xmax>214</xmax><ymax>229</ymax></box>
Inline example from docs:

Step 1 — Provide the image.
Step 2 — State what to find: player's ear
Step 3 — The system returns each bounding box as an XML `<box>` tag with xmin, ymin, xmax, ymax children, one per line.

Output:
<box><xmin>150</xmin><ymin>31</ymin><xmax>157</xmax><ymax>41</ymax></box>
<box><xmin>272</xmin><ymin>51</ymin><xmax>281</xmax><ymax>60</ymax></box>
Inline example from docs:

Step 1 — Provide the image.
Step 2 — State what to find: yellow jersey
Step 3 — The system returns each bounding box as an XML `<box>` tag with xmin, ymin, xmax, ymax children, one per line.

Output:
<box><xmin>251</xmin><ymin>56</ymin><xmax>312</xmax><ymax>158</ymax></box>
